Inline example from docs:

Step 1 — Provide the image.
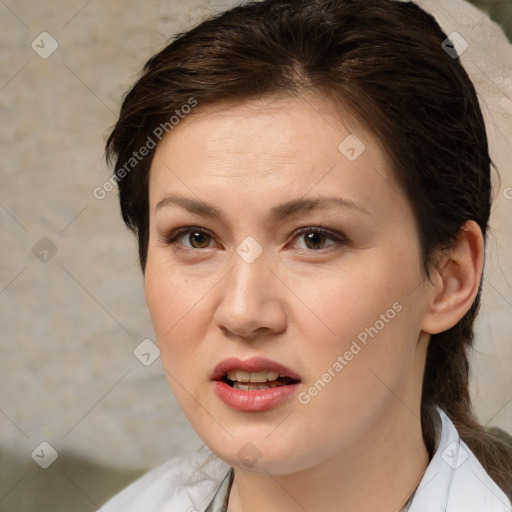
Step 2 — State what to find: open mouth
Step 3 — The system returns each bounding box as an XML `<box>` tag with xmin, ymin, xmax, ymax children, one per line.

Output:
<box><xmin>213</xmin><ymin>357</ymin><xmax>301</xmax><ymax>411</ymax></box>
<box><xmin>222</xmin><ymin>370</ymin><xmax>299</xmax><ymax>391</ymax></box>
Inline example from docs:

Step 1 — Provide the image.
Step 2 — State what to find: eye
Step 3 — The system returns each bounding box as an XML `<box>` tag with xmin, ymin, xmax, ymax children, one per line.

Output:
<box><xmin>164</xmin><ymin>226</ymin><xmax>347</xmax><ymax>252</ymax></box>
<box><xmin>165</xmin><ymin>227</ymin><xmax>215</xmax><ymax>249</ymax></box>
<box><xmin>291</xmin><ymin>227</ymin><xmax>347</xmax><ymax>251</ymax></box>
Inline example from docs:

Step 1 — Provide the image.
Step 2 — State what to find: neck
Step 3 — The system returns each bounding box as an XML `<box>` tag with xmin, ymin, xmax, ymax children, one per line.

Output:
<box><xmin>228</xmin><ymin>402</ymin><xmax>429</xmax><ymax>512</ymax></box>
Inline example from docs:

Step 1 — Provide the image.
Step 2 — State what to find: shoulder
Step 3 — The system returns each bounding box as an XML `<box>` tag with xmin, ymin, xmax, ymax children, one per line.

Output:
<box><xmin>97</xmin><ymin>445</ymin><xmax>230</xmax><ymax>512</ymax></box>
<box><xmin>409</xmin><ymin>408</ymin><xmax>512</xmax><ymax>512</ymax></box>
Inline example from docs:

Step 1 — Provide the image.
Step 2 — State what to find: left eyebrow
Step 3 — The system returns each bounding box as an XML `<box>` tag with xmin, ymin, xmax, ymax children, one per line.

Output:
<box><xmin>269</xmin><ymin>196</ymin><xmax>370</xmax><ymax>220</ymax></box>
<box><xmin>155</xmin><ymin>194</ymin><xmax>370</xmax><ymax>220</ymax></box>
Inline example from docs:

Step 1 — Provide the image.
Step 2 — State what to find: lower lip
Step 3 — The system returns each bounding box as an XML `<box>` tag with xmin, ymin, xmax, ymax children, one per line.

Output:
<box><xmin>214</xmin><ymin>380</ymin><xmax>300</xmax><ymax>412</ymax></box>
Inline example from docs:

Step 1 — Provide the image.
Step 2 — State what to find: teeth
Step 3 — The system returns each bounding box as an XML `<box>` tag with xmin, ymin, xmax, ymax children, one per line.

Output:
<box><xmin>234</xmin><ymin>370</ymin><xmax>250</xmax><ymax>382</ymax></box>
<box><xmin>226</xmin><ymin>370</ymin><xmax>281</xmax><ymax>383</ymax></box>
<box><xmin>233</xmin><ymin>381</ymin><xmax>284</xmax><ymax>390</ymax></box>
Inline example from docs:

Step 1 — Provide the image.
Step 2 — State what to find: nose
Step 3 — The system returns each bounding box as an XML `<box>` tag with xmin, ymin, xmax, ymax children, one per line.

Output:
<box><xmin>213</xmin><ymin>250</ymin><xmax>287</xmax><ymax>340</ymax></box>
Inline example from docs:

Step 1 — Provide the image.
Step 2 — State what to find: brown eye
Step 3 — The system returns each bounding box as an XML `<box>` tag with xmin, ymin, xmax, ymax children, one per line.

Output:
<box><xmin>292</xmin><ymin>227</ymin><xmax>346</xmax><ymax>251</ymax></box>
<box><xmin>187</xmin><ymin>231</ymin><xmax>212</xmax><ymax>248</ymax></box>
<box><xmin>303</xmin><ymin>232</ymin><xmax>328</xmax><ymax>250</ymax></box>
<box><xmin>165</xmin><ymin>227</ymin><xmax>215</xmax><ymax>249</ymax></box>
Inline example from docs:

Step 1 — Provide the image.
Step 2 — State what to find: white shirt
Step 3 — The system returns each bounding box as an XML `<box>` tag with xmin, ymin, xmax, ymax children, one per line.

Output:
<box><xmin>98</xmin><ymin>408</ymin><xmax>512</xmax><ymax>511</ymax></box>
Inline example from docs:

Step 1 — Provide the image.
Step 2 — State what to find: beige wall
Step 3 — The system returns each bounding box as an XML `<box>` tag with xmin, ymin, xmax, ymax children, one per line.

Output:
<box><xmin>1</xmin><ymin>0</ymin><xmax>511</xmax><ymax>510</ymax></box>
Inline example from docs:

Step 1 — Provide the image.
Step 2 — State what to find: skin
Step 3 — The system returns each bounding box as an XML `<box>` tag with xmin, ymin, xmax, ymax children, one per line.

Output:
<box><xmin>144</xmin><ymin>94</ymin><xmax>484</xmax><ymax>512</ymax></box>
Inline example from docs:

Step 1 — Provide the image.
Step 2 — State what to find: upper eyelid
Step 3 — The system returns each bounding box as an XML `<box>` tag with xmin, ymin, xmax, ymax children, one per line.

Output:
<box><xmin>166</xmin><ymin>226</ymin><xmax>214</xmax><ymax>242</ymax></box>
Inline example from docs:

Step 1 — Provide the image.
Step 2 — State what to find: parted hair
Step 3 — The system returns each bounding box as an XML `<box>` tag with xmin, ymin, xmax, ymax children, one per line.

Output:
<box><xmin>105</xmin><ymin>0</ymin><xmax>512</xmax><ymax>498</ymax></box>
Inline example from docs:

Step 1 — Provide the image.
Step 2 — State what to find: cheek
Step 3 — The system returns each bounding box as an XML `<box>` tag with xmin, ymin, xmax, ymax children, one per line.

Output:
<box><xmin>144</xmin><ymin>261</ymin><xmax>205</xmax><ymax>365</ymax></box>
<box><xmin>144</xmin><ymin>265</ymin><xmax>214</xmax><ymax>412</ymax></box>
<box><xmin>287</xmin><ymin>259</ymin><xmax>399</xmax><ymax>345</ymax></box>
<box><xmin>288</xmin><ymin>252</ymin><xmax>423</xmax><ymax>384</ymax></box>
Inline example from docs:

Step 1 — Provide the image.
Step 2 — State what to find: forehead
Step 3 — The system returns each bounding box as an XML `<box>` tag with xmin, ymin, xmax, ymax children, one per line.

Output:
<box><xmin>148</xmin><ymin>95</ymin><xmax>403</xmax><ymax>220</ymax></box>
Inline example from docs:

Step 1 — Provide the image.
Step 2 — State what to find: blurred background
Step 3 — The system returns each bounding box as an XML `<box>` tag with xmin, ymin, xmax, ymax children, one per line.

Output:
<box><xmin>1</xmin><ymin>0</ymin><xmax>511</xmax><ymax>510</ymax></box>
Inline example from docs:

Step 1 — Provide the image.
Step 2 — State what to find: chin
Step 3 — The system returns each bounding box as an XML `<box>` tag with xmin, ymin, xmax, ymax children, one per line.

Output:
<box><xmin>201</xmin><ymin>431</ymin><xmax>324</xmax><ymax>476</ymax></box>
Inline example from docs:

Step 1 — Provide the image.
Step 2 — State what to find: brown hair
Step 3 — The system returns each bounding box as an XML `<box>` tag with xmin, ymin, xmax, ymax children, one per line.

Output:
<box><xmin>105</xmin><ymin>0</ymin><xmax>512</xmax><ymax>497</ymax></box>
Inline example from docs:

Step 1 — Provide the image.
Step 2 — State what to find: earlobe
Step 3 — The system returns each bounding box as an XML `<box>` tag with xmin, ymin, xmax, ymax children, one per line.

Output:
<box><xmin>421</xmin><ymin>220</ymin><xmax>484</xmax><ymax>335</ymax></box>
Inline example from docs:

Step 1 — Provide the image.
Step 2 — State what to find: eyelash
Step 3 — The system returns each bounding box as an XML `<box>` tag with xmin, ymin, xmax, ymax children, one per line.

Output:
<box><xmin>164</xmin><ymin>226</ymin><xmax>348</xmax><ymax>252</ymax></box>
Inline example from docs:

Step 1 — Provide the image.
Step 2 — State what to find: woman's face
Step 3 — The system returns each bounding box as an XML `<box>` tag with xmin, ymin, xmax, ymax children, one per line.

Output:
<box><xmin>145</xmin><ymin>95</ymin><xmax>434</xmax><ymax>474</ymax></box>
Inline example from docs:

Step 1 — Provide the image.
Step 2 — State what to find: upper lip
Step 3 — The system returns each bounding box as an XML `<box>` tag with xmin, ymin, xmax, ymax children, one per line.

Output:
<box><xmin>212</xmin><ymin>356</ymin><xmax>301</xmax><ymax>381</ymax></box>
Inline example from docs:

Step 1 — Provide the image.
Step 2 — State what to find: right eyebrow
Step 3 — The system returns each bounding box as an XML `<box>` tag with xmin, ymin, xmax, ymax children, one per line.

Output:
<box><xmin>156</xmin><ymin>194</ymin><xmax>223</xmax><ymax>218</ymax></box>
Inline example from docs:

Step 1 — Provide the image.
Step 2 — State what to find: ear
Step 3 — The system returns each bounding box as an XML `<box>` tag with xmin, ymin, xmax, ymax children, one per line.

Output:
<box><xmin>421</xmin><ymin>220</ymin><xmax>484</xmax><ymax>335</ymax></box>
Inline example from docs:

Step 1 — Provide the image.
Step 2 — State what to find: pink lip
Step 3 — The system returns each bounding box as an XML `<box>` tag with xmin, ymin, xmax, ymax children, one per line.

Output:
<box><xmin>212</xmin><ymin>357</ymin><xmax>301</xmax><ymax>412</ymax></box>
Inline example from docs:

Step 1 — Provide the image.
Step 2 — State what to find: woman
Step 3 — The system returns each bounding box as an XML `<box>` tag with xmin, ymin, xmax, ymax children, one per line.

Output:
<box><xmin>100</xmin><ymin>0</ymin><xmax>512</xmax><ymax>510</ymax></box>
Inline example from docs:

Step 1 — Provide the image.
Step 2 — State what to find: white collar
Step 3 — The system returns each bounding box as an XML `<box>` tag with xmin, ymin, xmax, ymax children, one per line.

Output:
<box><xmin>408</xmin><ymin>407</ymin><xmax>511</xmax><ymax>511</ymax></box>
<box><xmin>99</xmin><ymin>407</ymin><xmax>512</xmax><ymax>511</ymax></box>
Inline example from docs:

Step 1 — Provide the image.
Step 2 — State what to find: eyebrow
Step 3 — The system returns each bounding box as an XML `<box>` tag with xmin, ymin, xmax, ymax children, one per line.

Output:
<box><xmin>155</xmin><ymin>193</ymin><xmax>370</xmax><ymax>220</ymax></box>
